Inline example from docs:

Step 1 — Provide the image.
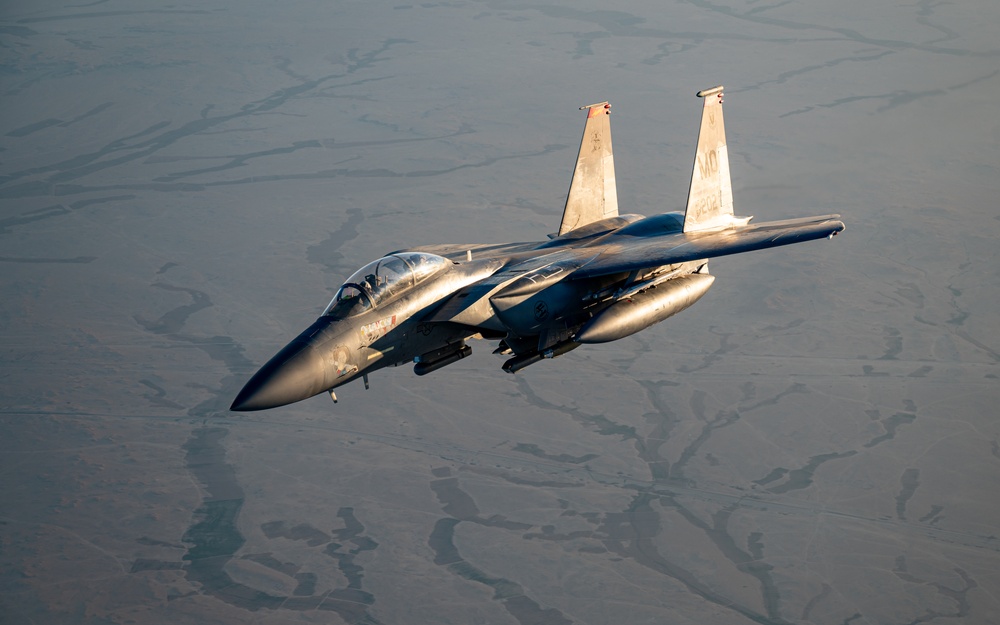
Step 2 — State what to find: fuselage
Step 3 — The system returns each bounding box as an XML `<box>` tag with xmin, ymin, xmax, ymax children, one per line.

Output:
<box><xmin>231</xmin><ymin>87</ymin><xmax>845</xmax><ymax>412</ymax></box>
<box><xmin>231</xmin><ymin>213</ymin><xmax>708</xmax><ymax>411</ymax></box>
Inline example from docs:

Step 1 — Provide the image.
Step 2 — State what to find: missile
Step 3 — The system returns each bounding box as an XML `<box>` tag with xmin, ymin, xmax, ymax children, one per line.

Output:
<box><xmin>575</xmin><ymin>273</ymin><xmax>715</xmax><ymax>343</ymax></box>
<box><xmin>502</xmin><ymin>351</ymin><xmax>544</xmax><ymax>374</ymax></box>
<box><xmin>501</xmin><ymin>340</ymin><xmax>579</xmax><ymax>374</ymax></box>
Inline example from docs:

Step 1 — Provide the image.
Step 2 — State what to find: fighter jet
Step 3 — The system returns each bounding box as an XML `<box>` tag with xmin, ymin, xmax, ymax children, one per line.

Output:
<box><xmin>231</xmin><ymin>86</ymin><xmax>844</xmax><ymax>411</ymax></box>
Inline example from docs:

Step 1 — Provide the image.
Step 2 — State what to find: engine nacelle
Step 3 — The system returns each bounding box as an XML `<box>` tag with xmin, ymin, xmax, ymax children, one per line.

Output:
<box><xmin>491</xmin><ymin>279</ymin><xmax>588</xmax><ymax>336</ymax></box>
<box><xmin>575</xmin><ymin>273</ymin><xmax>715</xmax><ymax>343</ymax></box>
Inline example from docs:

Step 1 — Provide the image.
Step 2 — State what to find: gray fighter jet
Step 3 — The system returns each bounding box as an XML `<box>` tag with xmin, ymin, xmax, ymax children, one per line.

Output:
<box><xmin>232</xmin><ymin>86</ymin><xmax>844</xmax><ymax>411</ymax></box>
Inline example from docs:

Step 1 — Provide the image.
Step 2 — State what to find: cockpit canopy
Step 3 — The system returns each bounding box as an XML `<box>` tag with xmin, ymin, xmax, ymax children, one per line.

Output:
<box><xmin>323</xmin><ymin>252</ymin><xmax>451</xmax><ymax>318</ymax></box>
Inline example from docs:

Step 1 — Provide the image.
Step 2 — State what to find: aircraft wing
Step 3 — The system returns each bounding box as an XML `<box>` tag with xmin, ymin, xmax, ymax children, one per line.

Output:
<box><xmin>571</xmin><ymin>214</ymin><xmax>845</xmax><ymax>279</ymax></box>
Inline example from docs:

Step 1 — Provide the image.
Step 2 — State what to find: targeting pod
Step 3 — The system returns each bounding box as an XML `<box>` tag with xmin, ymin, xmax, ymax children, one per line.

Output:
<box><xmin>413</xmin><ymin>342</ymin><xmax>472</xmax><ymax>376</ymax></box>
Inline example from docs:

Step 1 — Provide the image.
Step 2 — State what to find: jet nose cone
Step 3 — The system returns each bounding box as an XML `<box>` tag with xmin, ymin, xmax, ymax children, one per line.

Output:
<box><xmin>231</xmin><ymin>340</ymin><xmax>327</xmax><ymax>411</ymax></box>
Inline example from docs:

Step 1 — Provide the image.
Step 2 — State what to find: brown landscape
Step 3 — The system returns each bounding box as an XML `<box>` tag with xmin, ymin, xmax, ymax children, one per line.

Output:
<box><xmin>2</xmin><ymin>1</ymin><xmax>998</xmax><ymax>623</ymax></box>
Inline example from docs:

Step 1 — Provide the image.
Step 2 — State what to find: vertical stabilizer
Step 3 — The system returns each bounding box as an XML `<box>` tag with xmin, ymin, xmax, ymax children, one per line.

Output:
<box><xmin>684</xmin><ymin>86</ymin><xmax>744</xmax><ymax>232</ymax></box>
<box><xmin>558</xmin><ymin>102</ymin><xmax>619</xmax><ymax>235</ymax></box>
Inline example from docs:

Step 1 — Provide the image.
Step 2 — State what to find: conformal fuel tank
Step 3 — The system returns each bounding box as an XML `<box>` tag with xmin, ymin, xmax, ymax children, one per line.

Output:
<box><xmin>575</xmin><ymin>273</ymin><xmax>715</xmax><ymax>343</ymax></box>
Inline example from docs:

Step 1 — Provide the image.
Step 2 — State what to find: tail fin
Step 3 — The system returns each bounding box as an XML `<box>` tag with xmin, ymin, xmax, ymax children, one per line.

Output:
<box><xmin>683</xmin><ymin>86</ymin><xmax>748</xmax><ymax>232</ymax></box>
<box><xmin>558</xmin><ymin>102</ymin><xmax>619</xmax><ymax>236</ymax></box>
